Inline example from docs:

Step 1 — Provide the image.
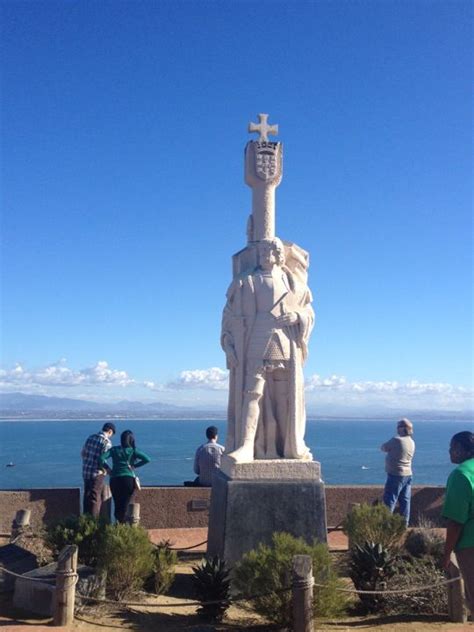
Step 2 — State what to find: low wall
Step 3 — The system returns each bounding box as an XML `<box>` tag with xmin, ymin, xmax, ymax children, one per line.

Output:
<box><xmin>0</xmin><ymin>489</ymin><xmax>81</xmax><ymax>533</ymax></box>
<box><xmin>136</xmin><ymin>485</ymin><xmax>445</xmax><ymax>528</ymax></box>
<box><xmin>137</xmin><ymin>486</ymin><xmax>212</xmax><ymax>529</ymax></box>
<box><xmin>0</xmin><ymin>484</ymin><xmax>446</xmax><ymax>533</ymax></box>
<box><xmin>325</xmin><ymin>485</ymin><xmax>445</xmax><ymax>527</ymax></box>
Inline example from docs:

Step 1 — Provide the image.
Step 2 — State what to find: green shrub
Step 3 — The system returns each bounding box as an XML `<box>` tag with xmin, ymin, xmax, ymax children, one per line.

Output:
<box><xmin>98</xmin><ymin>524</ymin><xmax>155</xmax><ymax>600</ymax></box>
<box><xmin>381</xmin><ymin>555</ymin><xmax>447</xmax><ymax>614</ymax></box>
<box><xmin>404</xmin><ymin>529</ymin><xmax>444</xmax><ymax>563</ymax></box>
<box><xmin>233</xmin><ymin>532</ymin><xmax>347</xmax><ymax>628</ymax></box>
<box><xmin>153</xmin><ymin>540</ymin><xmax>177</xmax><ymax>595</ymax></box>
<box><xmin>342</xmin><ymin>504</ymin><xmax>406</xmax><ymax>550</ymax></box>
<box><xmin>349</xmin><ymin>541</ymin><xmax>396</xmax><ymax>612</ymax></box>
<box><xmin>192</xmin><ymin>556</ymin><xmax>231</xmax><ymax>622</ymax></box>
<box><xmin>45</xmin><ymin>515</ymin><xmax>105</xmax><ymax>566</ymax></box>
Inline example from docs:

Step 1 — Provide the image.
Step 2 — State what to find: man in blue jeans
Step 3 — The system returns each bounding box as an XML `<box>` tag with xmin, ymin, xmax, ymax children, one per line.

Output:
<box><xmin>381</xmin><ymin>418</ymin><xmax>415</xmax><ymax>525</ymax></box>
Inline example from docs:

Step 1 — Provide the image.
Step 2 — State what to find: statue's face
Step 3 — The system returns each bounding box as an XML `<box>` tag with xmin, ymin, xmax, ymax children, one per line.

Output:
<box><xmin>258</xmin><ymin>242</ymin><xmax>278</xmax><ymax>270</ymax></box>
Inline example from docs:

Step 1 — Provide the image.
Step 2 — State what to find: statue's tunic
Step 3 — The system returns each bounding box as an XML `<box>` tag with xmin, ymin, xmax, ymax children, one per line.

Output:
<box><xmin>248</xmin><ymin>269</ymin><xmax>291</xmax><ymax>367</ymax></box>
<box><xmin>222</xmin><ymin>264</ymin><xmax>314</xmax><ymax>460</ymax></box>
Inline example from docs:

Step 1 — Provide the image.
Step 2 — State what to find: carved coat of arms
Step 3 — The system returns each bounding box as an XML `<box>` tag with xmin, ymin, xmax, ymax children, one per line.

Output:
<box><xmin>255</xmin><ymin>143</ymin><xmax>278</xmax><ymax>181</ymax></box>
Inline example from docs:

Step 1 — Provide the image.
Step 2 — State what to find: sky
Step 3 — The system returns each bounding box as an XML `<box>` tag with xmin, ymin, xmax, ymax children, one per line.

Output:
<box><xmin>1</xmin><ymin>0</ymin><xmax>472</xmax><ymax>415</ymax></box>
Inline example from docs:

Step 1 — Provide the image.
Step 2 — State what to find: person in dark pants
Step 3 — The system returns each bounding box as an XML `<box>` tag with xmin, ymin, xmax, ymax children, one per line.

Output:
<box><xmin>99</xmin><ymin>430</ymin><xmax>150</xmax><ymax>523</ymax></box>
<box><xmin>81</xmin><ymin>422</ymin><xmax>116</xmax><ymax>517</ymax></box>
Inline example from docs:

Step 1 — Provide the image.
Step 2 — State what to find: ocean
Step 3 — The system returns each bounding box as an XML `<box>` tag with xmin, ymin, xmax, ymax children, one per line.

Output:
<box><xmin>0</xmin><ymin>418</ymin><xmax>471</xmax><ymax>490</ymax></box>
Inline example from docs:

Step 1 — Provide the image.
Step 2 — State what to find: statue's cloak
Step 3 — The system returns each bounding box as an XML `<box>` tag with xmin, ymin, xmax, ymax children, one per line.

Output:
<box><xmin>221</xmin><ymin>242</ymin><xmax>314</xmax><ymax>459</ymax></box>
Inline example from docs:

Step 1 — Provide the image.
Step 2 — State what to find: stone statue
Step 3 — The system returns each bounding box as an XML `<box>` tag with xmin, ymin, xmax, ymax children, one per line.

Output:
<box><xmin>221</xmin><ymin>114</ymin><xmax>315</xmax><ymax>463</ymax></box>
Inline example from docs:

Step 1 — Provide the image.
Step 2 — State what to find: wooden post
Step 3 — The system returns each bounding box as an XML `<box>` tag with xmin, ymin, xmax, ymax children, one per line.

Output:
<box><xmin>15</xmin><ymin>509</ymin><xmax>31</xmax><ymax>527</ymax></box>
<box><xmin>11</xmin><ymin>509</ymin><xmax>31</xmax><ymax>540</ymax></box>
<box><xmin>292</xmin><ymin>554</ymin><xmax>314</xmax><ymax>632</ymax></box>
<box><xmin>100</xmin><ymin>483</ymin><xmax>112</xmax><ymax>523</ymax></box>
<box><xmin>53</xmin><ymin>544</ymin><xmax>78</xmax><ymax>627</ymax></box>
<box><xmin>126</xmin><ymin>502</ymin><xmax>140</xmax><ymax>526</ymax></box>
<box><xmin>446</xmin><ymin>558</ymin><xmax>467</xmax><ymax>623</ymax></box>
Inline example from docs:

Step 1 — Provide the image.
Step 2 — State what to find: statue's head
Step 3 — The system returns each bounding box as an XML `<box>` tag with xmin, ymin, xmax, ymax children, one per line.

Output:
<box><xmin>257</xmin><ymin>238</ymin><xmax>285</xmax><ymax>270</ymax></box>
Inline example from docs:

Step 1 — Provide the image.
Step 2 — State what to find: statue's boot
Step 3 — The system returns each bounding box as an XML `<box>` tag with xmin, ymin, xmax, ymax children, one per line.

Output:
<box><xmin>227</xmin><ymin>389</ymin><xmax>261</xmax><ymax>463</ymax></box>
<box><xmin>228</xmin><ymin>441</ymin><xmax>255</xmax><ymax>463</ymax></box>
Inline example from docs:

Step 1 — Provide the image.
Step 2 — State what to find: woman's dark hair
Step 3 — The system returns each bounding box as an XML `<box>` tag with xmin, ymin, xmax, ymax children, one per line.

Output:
<box><xmin>451</xmin><ymin>431</ymin><xmax>474</xmax><ymax>458</ymax></box>
<box><xmin>120</xmin><ymin>430</ymin><xmax>136</xmax><ymax>450</ymax></box>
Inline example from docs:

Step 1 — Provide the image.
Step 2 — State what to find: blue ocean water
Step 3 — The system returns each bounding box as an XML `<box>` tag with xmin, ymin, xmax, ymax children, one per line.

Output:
<box><xmin>0</xmin><ymin>419</ymin><xmax>471</xmax><ymax>490</ymax></box>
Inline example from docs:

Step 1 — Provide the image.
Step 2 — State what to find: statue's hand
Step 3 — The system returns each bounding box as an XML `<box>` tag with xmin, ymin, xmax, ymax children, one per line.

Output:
<box><xmin>222</xmin><ymin>335</ymin><xmax>238</xmax><ymax>368</ymax></box>
<box><xmin>275</xmin><ymin>312</ymin><xmax>299</xmax><ymax>326</ymax></box>
<box><xmin>226</xmin><ymin>346</ymin><xmax>238</xmax><ymax>368</ymax></box>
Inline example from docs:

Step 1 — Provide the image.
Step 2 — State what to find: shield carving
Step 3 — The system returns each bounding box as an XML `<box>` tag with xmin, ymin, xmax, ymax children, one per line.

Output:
<box><xmin>255</xmin><ymin>148</ymin><xmax>277</xmax><ymax>181</ymax></box>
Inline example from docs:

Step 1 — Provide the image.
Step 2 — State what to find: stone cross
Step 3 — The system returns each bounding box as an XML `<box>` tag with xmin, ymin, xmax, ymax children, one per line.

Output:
<box><xmin>245</xmin><ymin>113</ymin><xmax>282</xmax><ymax>241</ymax></box>
<box><xmin>248</xmin><ymin>113</ymin><xmax>279</xmax><ymax>141</ymax></box>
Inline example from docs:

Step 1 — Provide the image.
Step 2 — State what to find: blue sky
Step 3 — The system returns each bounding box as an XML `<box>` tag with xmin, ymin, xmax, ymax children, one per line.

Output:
<box><xmin>1</xmin><ymin>0</ymin><xmax>472</xmax><ymax>414</ymax></box>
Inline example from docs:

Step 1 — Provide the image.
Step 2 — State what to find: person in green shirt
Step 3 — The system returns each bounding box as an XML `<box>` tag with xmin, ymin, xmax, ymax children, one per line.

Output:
<box><xmin>99</xmin><ymin>429</ymin><xmax>151</xmax><ymax>523</ymax></box>
<box><xmin>442</xmin><ymin>431</ymin><xmax>474</xmax><ymax>616</ymax></box>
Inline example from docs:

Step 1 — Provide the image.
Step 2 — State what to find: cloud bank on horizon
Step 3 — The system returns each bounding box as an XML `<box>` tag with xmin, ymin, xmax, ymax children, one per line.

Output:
<box><xmin>0</xmin><ymin>360</ymin><xmax>134</xmax><ymax>389</ymax></box>
<box><xmin>0</xmin><ymin>360</ymin><xmax>472</xmax><ymax>413</ymax></box>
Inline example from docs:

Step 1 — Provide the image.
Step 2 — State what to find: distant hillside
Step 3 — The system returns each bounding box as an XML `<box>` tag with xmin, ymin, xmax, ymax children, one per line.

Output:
<box><xmin>0</xmin><ymin>392</ymin><xmax>224</xmax><ymax>420</ymax></box>
<box><xmin>0</xmin><ymin>392</ymin><xmax>102</xmax><ymax>411</ymax></box>
<box><xmin>1</xmin><ymin>391</ymin><xmax>471</xmax><ymax>421</ymax></box>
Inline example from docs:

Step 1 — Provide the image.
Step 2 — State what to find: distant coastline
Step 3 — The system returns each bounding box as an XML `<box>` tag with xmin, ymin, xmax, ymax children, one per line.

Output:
<box><xmin>1</xmin><ymin>392</ymin><xmax>472</xmax><ymax>423</ymax></box>
<box><xmin>1</xmin><ymin>413</ymin><xmax>472</xmax><ymax>422</ymax></box>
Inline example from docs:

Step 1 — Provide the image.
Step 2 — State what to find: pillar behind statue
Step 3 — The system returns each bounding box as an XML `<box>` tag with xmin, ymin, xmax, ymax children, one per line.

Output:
<box><xmin>207</xmin><ymin>114</ymin><xmax>327</xmax><ymax>564</ymax></box>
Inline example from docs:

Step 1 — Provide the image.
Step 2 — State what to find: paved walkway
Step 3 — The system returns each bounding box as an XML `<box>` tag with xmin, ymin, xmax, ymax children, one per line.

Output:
<box><xmin>148</xmin><ymin>526</ymin><xmax>349</xmax><ymax>552</ymax></box>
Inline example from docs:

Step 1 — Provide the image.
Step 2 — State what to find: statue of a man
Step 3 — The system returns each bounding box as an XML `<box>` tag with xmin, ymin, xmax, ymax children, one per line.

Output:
<box><xmin>221</xmin><ymin>238</ymin><xmax>314</xmax><ymax>462</ymax></box>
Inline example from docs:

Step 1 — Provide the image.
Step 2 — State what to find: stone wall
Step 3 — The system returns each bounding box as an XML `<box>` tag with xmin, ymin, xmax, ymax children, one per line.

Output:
<box><xmin>0</xmin><ymin>489</ymin><xmax>81</xmax><ymax>533</ymax></box>
<box><xmin>0</xmin><ymin>484</ymin><xmax>446</xmax><ymax>533</ymax></box>
<box><xmin>135</xmin><ymin>485</ymin><xmax>445</xmax><ymax>528</ymax></box>
<box><xmin>325</xmin><ymin>485</ymin><xmax>445</xmax><ymax>527</ymax></box>
<box><xmin>137</xmin><ymin>486</ymin><xmax>211</xmax><ymax>529</ymax></box>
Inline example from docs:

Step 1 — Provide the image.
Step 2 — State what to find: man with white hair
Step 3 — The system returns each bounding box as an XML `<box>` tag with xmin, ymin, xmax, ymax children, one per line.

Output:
<box><xmin>381</xmin><ymin>418</ymin><xmax>415</xmax><ymax>525</ymax></box>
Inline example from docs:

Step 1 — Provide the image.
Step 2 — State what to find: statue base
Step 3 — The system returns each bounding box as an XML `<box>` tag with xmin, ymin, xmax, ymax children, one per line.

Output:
<box><xmin>207</xmin><ymin>457</ymin><xmax>327</xmax><ymax>564</ymax></box>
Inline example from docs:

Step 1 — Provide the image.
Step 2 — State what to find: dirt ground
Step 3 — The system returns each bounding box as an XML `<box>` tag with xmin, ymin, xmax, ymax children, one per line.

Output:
<box><xmin>0</xmin><ymin>561</ymin><xmax>472</xmax><ymax>632</ymax></box>
<box><xmin>0</xmin><ymin>531</ymin><xmax>471</xmax><ymax>631</ymax></box>
<box><xmin>1</xmin><ymin>602</ymin><xmax>472</xmax><ymax>631</ymax></box>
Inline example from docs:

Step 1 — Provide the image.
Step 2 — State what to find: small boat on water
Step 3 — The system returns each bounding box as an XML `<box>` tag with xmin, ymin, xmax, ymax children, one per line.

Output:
<box><xmin>6</xmin><ymin>462</ymin><xmax>15</xmax><ymax>467</ymax></box>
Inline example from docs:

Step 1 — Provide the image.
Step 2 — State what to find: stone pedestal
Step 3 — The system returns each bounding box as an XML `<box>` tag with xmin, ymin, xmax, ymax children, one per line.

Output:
<box><xmin>207</xmin><ymin>457</ymin><xmax>327</xmax><ymax>565</ymax></box>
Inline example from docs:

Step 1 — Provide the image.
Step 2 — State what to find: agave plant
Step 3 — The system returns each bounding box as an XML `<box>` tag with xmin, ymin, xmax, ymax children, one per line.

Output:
<box><xmin>191</xmin><ymin>556</ymin><xmax>231</xmax><ymax>622</ymax></box>
<box><xmin>349</xmin><ymin>541</ymin><xmax>396</xmax><ymax>611</ymax></box>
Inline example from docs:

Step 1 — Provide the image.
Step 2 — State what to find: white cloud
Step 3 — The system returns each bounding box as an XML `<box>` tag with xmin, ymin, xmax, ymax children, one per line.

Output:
<box><xmin>304</xmin><ymin>374</ymin><xmax>473</xmax><ymax>411</ymax></box>
<box><xmin>144</xmin><ymin>366</ymin><xmax>472</xmax><ymax>410</ymax></box>
<box><xmin>305</xmin><ymin>374</ymin><xmax>347</xmax><ymax>390</ymax></box>
<box><xmin>143</xmin><ymin>380</ymin><xmax>165</xmax><ymax>392</ymax></box>
<box><xmin>0</xmin><ymin>360</ymin><xmax>134</xmax><ymax>389</ymax></box>
<box><xmin>1</xmin><ymin>360</ymin><xmax>471</xmax><ymax>412</ymax></box>
<box><xmin>165</xmin><ymin>367</ymin><xmax>229</xmax><ymax>391</ymax></box>
<box><xmin>305</xmin><ymin>374</ymin><xmax>471</xmax><ymax>397</ymax></box>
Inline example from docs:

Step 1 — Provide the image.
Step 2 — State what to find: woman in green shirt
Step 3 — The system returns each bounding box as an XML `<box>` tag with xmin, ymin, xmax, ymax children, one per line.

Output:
<box><xmin>99</xmin><ymin>430</ymin><xmax>151</xmax><ymax>523</ymax></box>
<box><xmin>442</xmin><ymin>431</ymin><xmax>474</xmax><ymax>617</ymax></box>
